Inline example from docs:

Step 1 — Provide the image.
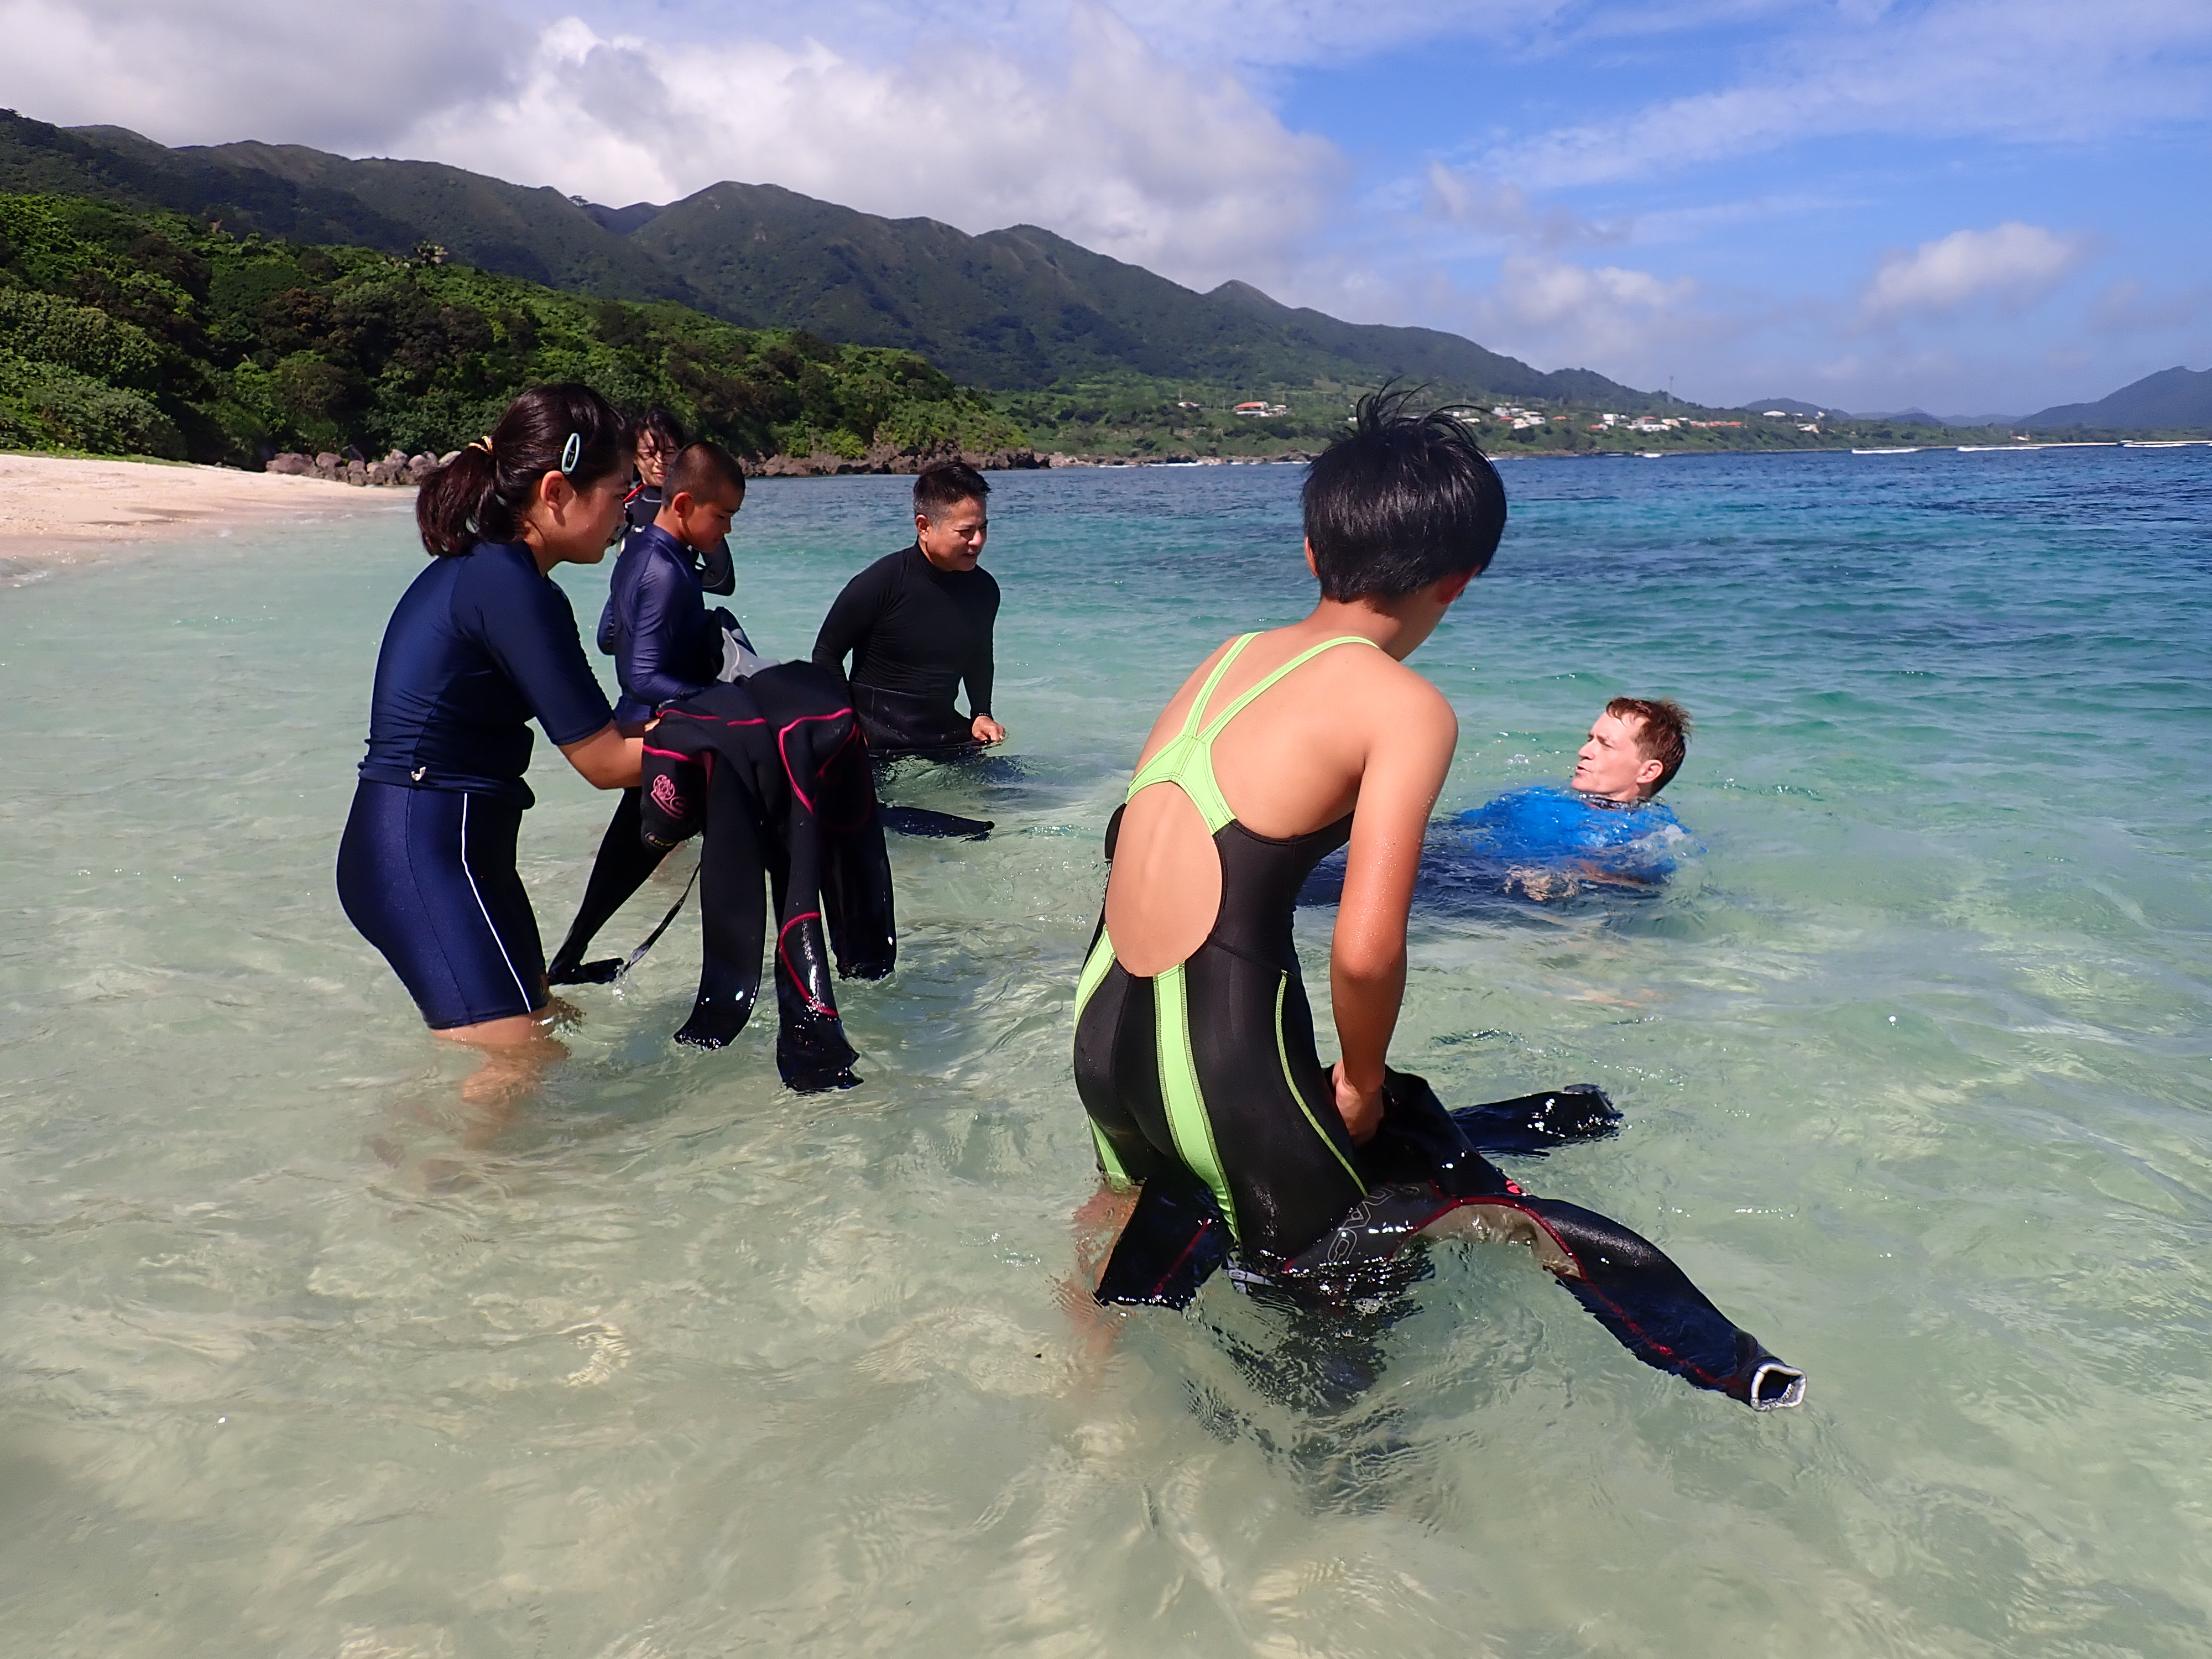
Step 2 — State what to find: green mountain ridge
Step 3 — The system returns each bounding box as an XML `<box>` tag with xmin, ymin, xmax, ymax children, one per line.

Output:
<box><xmin>0</xmin><ymin>108</ymin><xmax>1653</xmax><ymax>406</ymax></box>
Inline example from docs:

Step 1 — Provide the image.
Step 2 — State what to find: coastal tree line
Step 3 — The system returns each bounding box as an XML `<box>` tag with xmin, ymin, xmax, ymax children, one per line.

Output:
<box><xmin>0</xmin><ymin>192</ymin><xmax>1023</xmax><ymax>466</ymax></box>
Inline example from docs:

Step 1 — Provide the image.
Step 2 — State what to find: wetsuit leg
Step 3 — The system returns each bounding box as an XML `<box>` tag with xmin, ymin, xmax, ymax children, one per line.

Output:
<box><xmin>1282</xmin><ymin>1073</ymin><xmax>1804</xmax><ymax>1410</ymax></box>
<box><xmin>337</xmin><ymin>780</ymin><xmax>546</xmax><ymax>1029</ymax></box>
<box><xmin>546</xmin><ymin>787</ymin><xmax>677</xmax><ymax>984</ymax></box>
<box><xmin>674</xmin><ymin>755</ymin><xmax>768</xmax><ymax>1050</ymax></box>
<box><xmin>811</xmin><ymin>715</ymin><xmax>899</xmax><ymax>979</ymax></box>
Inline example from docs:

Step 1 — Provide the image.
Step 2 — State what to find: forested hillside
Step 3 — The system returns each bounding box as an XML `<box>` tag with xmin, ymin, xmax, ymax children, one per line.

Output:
<box><xmin>0</xmin><ymin>110</ymin><xmax>1653</xmax><ymax>405</ymax></box>
<box><xmin>0</xmin><ymin>191</ymin><xmax>1020</xmax><ymax>465</ymax></box>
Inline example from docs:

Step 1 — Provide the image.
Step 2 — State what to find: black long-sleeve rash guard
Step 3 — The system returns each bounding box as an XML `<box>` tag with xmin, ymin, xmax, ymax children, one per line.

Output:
<box><xmin>811</xmin><ymin>545</ymin><xmax>999</xmax><ymax>752</ymax></box>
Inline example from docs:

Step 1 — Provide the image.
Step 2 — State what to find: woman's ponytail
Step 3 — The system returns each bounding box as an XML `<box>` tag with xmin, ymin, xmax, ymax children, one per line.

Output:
<box><xmin>414</xmin><ymin>384</ymin><xmax>630</xmax><ymax>557</ymax></box>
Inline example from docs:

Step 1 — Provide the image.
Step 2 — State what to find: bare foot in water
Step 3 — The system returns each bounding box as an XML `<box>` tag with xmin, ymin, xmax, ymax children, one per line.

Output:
<box><xmin>436</xmin><ymin>1003</ymin><xmax>573</xmax><ymax>1140</ymax></box>
<box><xmin>1056</xmin><ymin>1182</ymin><xmax>1139</xmax><ymax>1383</ymax></box>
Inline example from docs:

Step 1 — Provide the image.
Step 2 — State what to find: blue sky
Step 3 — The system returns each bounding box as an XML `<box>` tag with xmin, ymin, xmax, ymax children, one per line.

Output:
<box><xmin>7</xmin><ymin>0</ymin><xmax>2206</xmax><ymax>412</ymax></box>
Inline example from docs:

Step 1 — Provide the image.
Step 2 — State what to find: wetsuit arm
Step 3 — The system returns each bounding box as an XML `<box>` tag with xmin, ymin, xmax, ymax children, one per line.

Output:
<box><xmin>811</xmin><ymin>560</ymin><xmax>891</xmax><ymax>680</ymax></box>
<box><xmin>1329</xmin><ymin>691</ymin><xmax>1459</xmax><ymax>1139</ymax></box>
<box><xmin>622</xmin><ymin>555</ymin><xmax>716</xmax><ymax>712</ymax></box>
<box><xmin>963</xmin><ymin>580</ymin><xmax>999</xmax><ymax>717</ymax></box>
<box><xmin>696</xmin><ymin>536</ymin><xmax>735</xmax><ymax>597</ymax></box>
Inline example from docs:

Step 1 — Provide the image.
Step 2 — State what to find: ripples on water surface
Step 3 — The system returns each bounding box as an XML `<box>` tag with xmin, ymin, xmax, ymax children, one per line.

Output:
<box><xmin>2</xmin><ymin>449</ymin><xmax>2208</xmax><ymax>1656</ymax></box>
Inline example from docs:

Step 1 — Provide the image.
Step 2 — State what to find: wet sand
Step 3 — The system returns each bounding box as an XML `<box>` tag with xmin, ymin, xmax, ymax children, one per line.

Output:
<box><xmin>0</xmin><ymin>452</ymin><xmax>409</xmax><ymax>564</ymax></box>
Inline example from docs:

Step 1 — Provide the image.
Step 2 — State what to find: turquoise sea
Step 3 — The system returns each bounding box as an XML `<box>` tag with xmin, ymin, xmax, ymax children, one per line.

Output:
<box><xmin>2</xmin><ymin>447</ymin><xmax>2208</xmax><ymax>1656</ymax></box>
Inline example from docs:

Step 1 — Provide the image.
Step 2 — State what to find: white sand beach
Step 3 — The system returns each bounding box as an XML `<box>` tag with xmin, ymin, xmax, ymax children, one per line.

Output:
<box><xmin>0</xmin><ymin>452</ymin><xmax>409</xmax><ymax>564</ymax></box>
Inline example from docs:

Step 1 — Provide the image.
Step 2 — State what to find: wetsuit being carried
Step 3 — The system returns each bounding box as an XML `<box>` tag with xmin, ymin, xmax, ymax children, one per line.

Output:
<box><xmin>811</xmin><ymin>461</ymin><xmax>1002</xmax><ymax>759</ymax></box>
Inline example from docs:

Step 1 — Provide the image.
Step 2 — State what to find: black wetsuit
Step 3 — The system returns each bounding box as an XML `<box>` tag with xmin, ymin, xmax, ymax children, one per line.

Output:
<box><xmin>337</xmin><ymin>540</ymin><xmax>614</xmax><ymax>1029</ymax></box>
<box><xmin>1074</xmin><ymin>633</ymin><xmax>1803</xmax><ymax>1410</ymax></box>
<box><xmin>637</xmin><ymin>665</ymin><xmax>896</xmax><ymax>1089</ymax></box>
<box><xmin>811</xmin><ymin>545</ymin><xmax>999</xmax><ymax>757</ymax></box>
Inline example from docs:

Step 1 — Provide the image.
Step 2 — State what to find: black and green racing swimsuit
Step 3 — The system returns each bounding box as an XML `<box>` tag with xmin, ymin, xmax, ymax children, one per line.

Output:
<box><xmin>1072</xmin><ymin>633</ymin><xmax>1809</xmax><ymax>1408</ymax></box>
<box><xmin>1073</xmin><ymin>632</ymin><xmax>1376</xmax><ymax>1264</ymax></box>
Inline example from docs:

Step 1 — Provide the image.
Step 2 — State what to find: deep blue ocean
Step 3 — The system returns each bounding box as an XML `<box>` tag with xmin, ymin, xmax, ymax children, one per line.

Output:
<box><xmin>2</xmin><ymin>446</ymin><xmax>2208</xmax><ymax>1656</ymax></box>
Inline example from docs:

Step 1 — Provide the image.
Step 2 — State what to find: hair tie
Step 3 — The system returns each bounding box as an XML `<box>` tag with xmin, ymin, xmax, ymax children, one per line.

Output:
<box><xmin>560</xmin><ymin>432</ymin><xmax>582</xmax><ymax>476</ymax></box>
<box><xmin>468</xmin><ymin>435</ymin><xmax>494</xmax><ymax>455</ymax></box>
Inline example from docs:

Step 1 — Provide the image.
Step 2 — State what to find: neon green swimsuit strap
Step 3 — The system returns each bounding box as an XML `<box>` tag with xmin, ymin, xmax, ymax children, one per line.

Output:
<box><xmin>1125</xmin><ymin>632</ymin><xmax>1378</xmax><ymax>832</ymax></box>
<box><xmin>1194</xmin><ymin>634</ymin><xmax>1379</xmax><ymax>741</ymax></box>
<box><xmin>1124</xmin><ymin>633</ymin><xmax>1260</xmax><ymax>815</ymax></box>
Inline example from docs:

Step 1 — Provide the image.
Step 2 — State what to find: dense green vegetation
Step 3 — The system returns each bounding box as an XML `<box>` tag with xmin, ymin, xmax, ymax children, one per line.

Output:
<box><xmin>0</xmin><ymin>190</ymin><xmax>1021</xmax><ymax>465</ymax></box>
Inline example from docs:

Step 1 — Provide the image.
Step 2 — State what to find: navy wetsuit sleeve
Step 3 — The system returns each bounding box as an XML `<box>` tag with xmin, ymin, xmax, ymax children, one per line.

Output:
<box><xmin>964</xmin><ymin>574</ymin><xmax>1000</xmax><ymax>717</ymax></box>
<box><xmin>811</xmin><ymin>559</ymin><xmax>891</xmax><ymax>679</ymax></box>
<box><xmin>471</xmin><ymin>560</ymin><xmax>614</xmax><ymax>745</ymax></box>
<box><xmin>697</xmin><ymin>536</ymin><xmax>735</xmax><ymax>597</ymax></box>
<box><xmin>622</xmin><ymin>554</ymin><xmax>717</xmax><ymax>712</ymax></box>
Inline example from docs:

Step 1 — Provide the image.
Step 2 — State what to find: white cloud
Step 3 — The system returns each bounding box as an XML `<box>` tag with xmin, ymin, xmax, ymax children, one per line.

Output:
<box><xmin>0</xmin><ymin>0</ymin><xmax>1343</xmax><ymax>295</ymax></box>
<box><xmin>0</xmin><ymin>0</ymin><xmax>507</xmax><ymax>149</ymax></box>
<box><xmin>1860</xmin><ymin>223</ymin><xmax>2086</xmax><ymax>320</ymax></box>
<box><xmin>1432</xmin><ymin>252</ymin><xmax>1710</xmax><ymax>379</ymax></box>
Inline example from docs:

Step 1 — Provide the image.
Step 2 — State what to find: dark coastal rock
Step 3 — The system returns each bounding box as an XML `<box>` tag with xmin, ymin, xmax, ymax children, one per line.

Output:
<box><xmin>265</xmin><ymin>452</ymin><xmax>310</xmax><ymax>476</ymax></box>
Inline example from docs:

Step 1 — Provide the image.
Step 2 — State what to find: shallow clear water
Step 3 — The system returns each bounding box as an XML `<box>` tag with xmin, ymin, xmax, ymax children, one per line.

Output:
<box><xmin>2</xmin><ymin>448</ymin><xmax>2208</xmax><ymax>1656</ymax></box>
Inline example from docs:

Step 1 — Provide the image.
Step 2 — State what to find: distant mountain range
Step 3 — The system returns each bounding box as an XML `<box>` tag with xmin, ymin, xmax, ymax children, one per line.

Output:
<box><xmin>1749</xmin><ymin>366</ymin><xmax>2212</xmax><ymax>432</ymax></box>
<box><xmin>2020</xmin><ymin>366</ymin><xmax>2212</xmax><ymax>431</ymax></box>
<box><xmin>0</xmin><ymin>108</ymin><xmax>1647</xmax><ymax>406</ymax></box>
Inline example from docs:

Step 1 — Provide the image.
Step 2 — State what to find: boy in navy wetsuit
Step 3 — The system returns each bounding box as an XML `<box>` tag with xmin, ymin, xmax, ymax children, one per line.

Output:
<box><xmin>601</xmin><ymin>440</ymin><xmax>755</xmax><ymax>735</ymax></box>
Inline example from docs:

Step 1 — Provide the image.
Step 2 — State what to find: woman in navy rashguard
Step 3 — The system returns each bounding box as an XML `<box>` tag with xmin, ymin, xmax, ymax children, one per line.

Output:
<box><xmin>337</xmin><ymin>384</ymin><xmax>641</xmax><ymax>1076</ymax></box>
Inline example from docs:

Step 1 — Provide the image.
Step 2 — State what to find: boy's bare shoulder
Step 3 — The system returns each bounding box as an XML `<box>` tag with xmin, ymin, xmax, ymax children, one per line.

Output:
<box><xmin>1340</xmin><ymin>645</ymin><xmax>1459</xmax><ymax>727</ymax></box>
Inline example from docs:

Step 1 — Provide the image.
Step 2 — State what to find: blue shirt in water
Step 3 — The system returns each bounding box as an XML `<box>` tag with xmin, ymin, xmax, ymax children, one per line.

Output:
<box><xmin>1454</xmin><ymin>783</ymin><xmax>1689</xmax><ymax>880</ymax></box>
<box><xmin>598</xmin><ymin>524</ymin><xmax>724</xmax><ymax>733</ymax></box>
<box><xmin>357</xmin><ymin>540</ymin><xmax>614</xmax><ymax>810</ymax></box>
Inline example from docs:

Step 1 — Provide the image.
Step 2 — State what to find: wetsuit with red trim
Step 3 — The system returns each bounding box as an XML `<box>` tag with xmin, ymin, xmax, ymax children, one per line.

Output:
<box><xmin>629</xmin><ymin>663</ymin><xmax>896</xmax><ymax>1090</ymax></box>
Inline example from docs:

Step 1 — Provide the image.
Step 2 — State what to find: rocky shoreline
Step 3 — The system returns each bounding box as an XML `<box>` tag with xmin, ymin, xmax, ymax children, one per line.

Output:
<box><xmin>263</xmin><ymin>440</ymin><xmax>1055</xmax><ymax>487</ymax></box>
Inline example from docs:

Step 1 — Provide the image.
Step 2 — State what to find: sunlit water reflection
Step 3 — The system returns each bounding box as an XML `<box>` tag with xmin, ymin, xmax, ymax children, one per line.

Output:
<box><xmin>2</xmin><ymin>449</ymin><xmax>2208</xmax><ymax>1655</ymax></box>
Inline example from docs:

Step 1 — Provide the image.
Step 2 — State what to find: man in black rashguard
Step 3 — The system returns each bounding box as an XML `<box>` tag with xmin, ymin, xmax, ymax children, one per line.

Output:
<box><xmin>812</xmin><ymin>460</ymin><xmax>1005</xmax><ymax>758</ymax></box>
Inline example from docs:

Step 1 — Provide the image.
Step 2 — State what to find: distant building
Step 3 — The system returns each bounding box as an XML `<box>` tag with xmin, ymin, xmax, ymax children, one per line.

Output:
<box><xmin>1233</xmin><ymin>401</ymin><xmax>1269</xmax><ymax>416</ymax></box>
<box><xmin>1762</xmin><ymin>410</ymin><xmax>1787</xmax><ymax>418</ymax></box>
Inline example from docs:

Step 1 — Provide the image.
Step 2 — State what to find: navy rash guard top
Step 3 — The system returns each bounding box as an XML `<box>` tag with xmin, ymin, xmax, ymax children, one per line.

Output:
<box><xmin>358</xmin><ymin>540</ymin><xmax>614</xmax><ymax>810</ymax></box>
<box><xmin>601</xmin><ymin>524</ymin><xmax>724</xmax><ymax>732</ymax></box>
